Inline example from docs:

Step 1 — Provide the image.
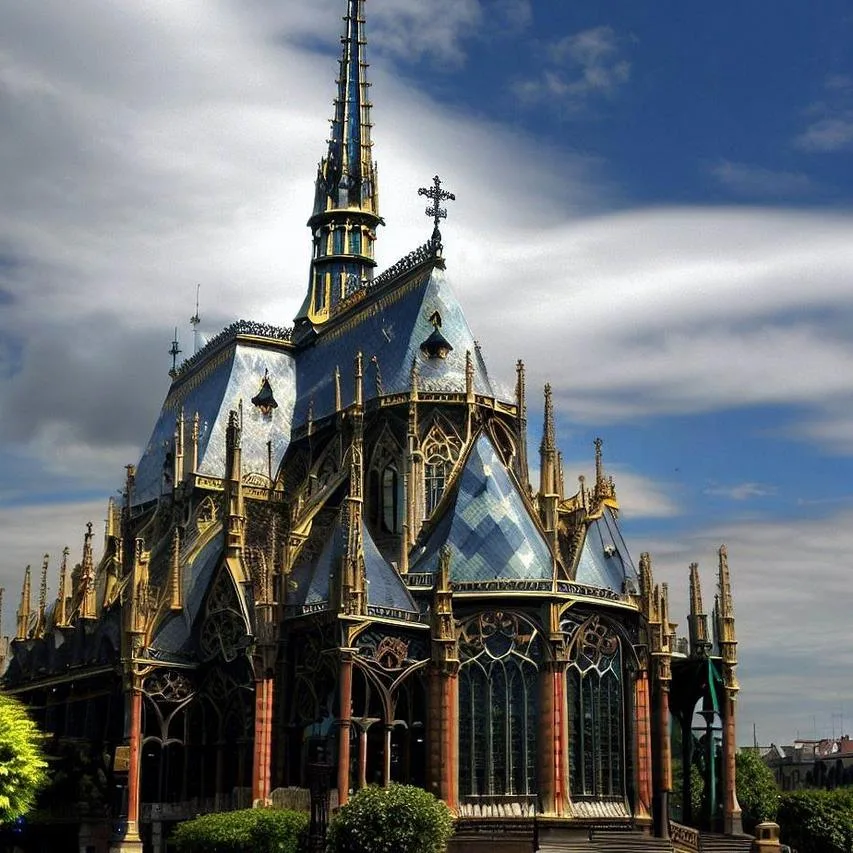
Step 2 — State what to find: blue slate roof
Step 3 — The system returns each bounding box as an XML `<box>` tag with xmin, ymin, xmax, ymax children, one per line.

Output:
<box><xmin>151</xmin><ymin>530</ymin><xmax>223</xmax><ymax>653</ymax></box>
<box><xmin>574</xmin><ymin>507</ymin><xmax>638</xmax><ymax>593</ymax></box>
<box><xmin>134</xmin><ymin>343</ymin><xmax>295</xmax><ymax>505</ymax></box>
<box><xmin>289</xmin><ymin>510</ymin><xmax>417</xmax><ymax>617</ymax></box>
<box><xmin>294</xmin><ymin>266</ymin><xmax>498</xmax><ymax>425</ymax></box>
<box><xmin>411</xmin><ymin>434</ymin><xmax>554</xmax><ymax>583</ymax></box>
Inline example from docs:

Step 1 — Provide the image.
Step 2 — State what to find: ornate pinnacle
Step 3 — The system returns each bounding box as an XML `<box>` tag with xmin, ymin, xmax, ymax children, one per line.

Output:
<box><xmin>56</xmin><ymin>547</ymin><xmax>70</xmax><ymax>628</ymax></box>
<box><xmin>37</xmin><ymin>553</ymin><xmax>49</xmax><ymax>633</ymax></box>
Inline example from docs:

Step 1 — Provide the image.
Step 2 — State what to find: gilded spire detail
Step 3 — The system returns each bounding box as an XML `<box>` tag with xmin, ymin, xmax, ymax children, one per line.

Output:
<box><xmin>16</xmin><ymin>565</ymin><xmax>32</xmax><ymax>640</ymax></box>
<box><xmin>688</xmin><ymin>562</ymin><xmax>711</xmax><ymax>656</ymax></box>
<box><xmin>80</xmin><ymin>522</ymin><xmax>97</xmax><ymax>620</ymax></box>
<box><xmin>298</xmin><ymin>0</ymin><xmax>382</xmax><ymax>325</ymax></box>
<box><xmin>36</xmin><ymin>553</ymin><xmax>49</xmax><ymax>637</ymax></box>
<box><xmin>56</xmin><ymin>547</ymin><xmax>70</xmax><ymax>629</ymax></box>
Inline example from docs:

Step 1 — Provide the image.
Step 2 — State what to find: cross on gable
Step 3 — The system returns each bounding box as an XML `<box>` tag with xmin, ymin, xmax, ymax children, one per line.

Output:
<box><xmin>418</xmin><ymin>175</ymin><xmax>456</xmax><ymax>244</ymax></box>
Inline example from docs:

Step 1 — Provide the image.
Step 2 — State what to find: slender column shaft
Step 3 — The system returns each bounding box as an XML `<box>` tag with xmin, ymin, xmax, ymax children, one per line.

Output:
<box><xmin>441</xmin><ymin>671</ymin><xmax>458</xmax><ymax>809</ymax></box>
<box><xmin>358</xmin><ymin>727</ymin><xmax>368</xmax><ymax>788</ymax></box>
<box><xmin>656</xmin><ymin>687</ymin><xmax>672</xmax><ymax>838</ymax></box>
<box><xmin>383</xmin><ymin>724</ymin><xmax>392</xmax><ymax>786</ymax></box>
<box><xmin>722</xmin><ymin>693</ymin><xmax>742</xmax><ymax>834</ymax></box>
<box><xmin>126</xmin><ymin>690</ymin><xmax>143</xmax><ymax>837</ymax></box>
<box><xmin>634</xmin><ymin>671</ymin><xmax>653</xmax><ymax>826</ymax></box>
<box><xmin>539</xmin><ymin>664</ymin><xmax>568</xmax><ymax>815</ymax></box>
<box><xmin>252</xmin><ymin>678</ymin><xmax>274</xmax><ymax>803</ymax></box>
<box><xmin>337</xmin><ymin>657</ymin><xmax>353</xmax><ymax>805</ymax></box>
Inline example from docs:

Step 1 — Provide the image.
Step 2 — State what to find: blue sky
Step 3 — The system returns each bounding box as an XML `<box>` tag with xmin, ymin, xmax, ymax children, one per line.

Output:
<box><xmin>1</xmin><ymin>0</ymin><xmax>852</xmax><ymax>746</ymax></box>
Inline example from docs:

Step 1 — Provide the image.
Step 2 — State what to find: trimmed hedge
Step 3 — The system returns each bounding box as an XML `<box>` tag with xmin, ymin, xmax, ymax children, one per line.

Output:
<box><xmin>778</xmin><ymin>789</ymin><xmax>853</xmax><ymax>853</ymax></box>
<box><xmin>328</xmin><ymin>784</ymin><xmax>454</xmax><ymax>853</ymax></box>
<box><xmin>170</xmin><ymin>807</ymin><xmax>307</xmax><ymax>853</ymax></box>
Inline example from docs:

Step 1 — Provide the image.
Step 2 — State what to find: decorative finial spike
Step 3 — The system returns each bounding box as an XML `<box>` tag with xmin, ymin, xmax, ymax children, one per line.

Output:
<box><xmin>418</xmin><ymin>174</ymin><xmax>456</xmax><ymax>249</ymax></box>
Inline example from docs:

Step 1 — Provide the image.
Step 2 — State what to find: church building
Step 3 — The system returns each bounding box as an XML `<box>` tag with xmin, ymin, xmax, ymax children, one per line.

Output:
<box><xmin>2</xmin><ymin>2</ymin><xmax>744</xmax><ymax>851</ymax></box>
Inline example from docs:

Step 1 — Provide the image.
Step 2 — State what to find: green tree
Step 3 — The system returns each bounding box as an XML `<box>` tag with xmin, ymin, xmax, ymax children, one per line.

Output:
<box><xmin>328</xmin><ymin>784</ymin><xmax>454</xmax><ymax>853</ymax></box>
<box><xmin>0</xmin><ymin>695</ymin><xmax>48</xmax><ymax>824</ymax></box>
<box><xmin>778</xmin><ymin>789</ymin><xmax>853</xmax><ymax>853</ymax></box>
<box><xmin>736</xmin><ymin>748</ymin><xmax>780</xmax><ymax>831</ymax></box>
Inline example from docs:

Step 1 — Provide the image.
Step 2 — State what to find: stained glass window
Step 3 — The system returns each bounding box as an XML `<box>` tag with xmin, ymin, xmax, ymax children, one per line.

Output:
<box><xmin>563</xmin><ymin>614</ymin><xmax>625</xmax><ymax>799</ymax></box>
<box><xmin>458</xmin><ymin>612</ymin><xmax>541</xmax><ymax>800</ymax></box>
<box><xmin>425</xmin><ymin>457</ymin><xmax>447</xmax><ymax>516</ymax></box>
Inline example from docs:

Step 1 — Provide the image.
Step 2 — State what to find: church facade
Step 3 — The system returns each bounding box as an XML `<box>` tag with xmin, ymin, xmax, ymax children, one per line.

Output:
<box><xmin>1</xmin><ymin>2</ymin><xmax>743</xmax><ymax>851</ymax></box>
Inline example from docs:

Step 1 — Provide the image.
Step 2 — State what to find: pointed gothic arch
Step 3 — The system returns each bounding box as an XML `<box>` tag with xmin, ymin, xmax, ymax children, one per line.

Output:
<box><xmin>561</xmin><ymin>612</ymin><xmax>628</xmax><ymax>800</ymax></box>
<box><xmin>421</xmin><ymin>415</ymin><xmax>463</xmax><ymax>517</ymax></box>
<box><xmin>458</xmin><ymin>611</ymin><xmax>543</xmax><ymax>801</ymax></box>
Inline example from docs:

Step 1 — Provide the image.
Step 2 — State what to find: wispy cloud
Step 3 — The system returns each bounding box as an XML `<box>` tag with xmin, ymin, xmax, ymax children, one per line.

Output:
<box><xmin>512</xmin><ymin>26</ymin><xmax>631</xmax><ymax>110</ymax></box>
<box><xmin>704</xmin><ymin>482</ymin><xmax>777</xmax><ymax>501</ymax></box>
<box><xmin>795</xmin><ymin>74</ymin><xmax>853</xmax><ymax>153</ymax></box>
<box><xmin>709</xmin><ymin>160</ymin><xmax>814</xmax><ymax>198</ymax></box>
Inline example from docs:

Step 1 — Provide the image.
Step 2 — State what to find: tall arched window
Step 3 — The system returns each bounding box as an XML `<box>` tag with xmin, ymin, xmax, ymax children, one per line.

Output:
<box><xmin>458</xmin><ymin>612</ymin><xmax>541</xmax><ymax>800</ymax></box>
<box><xmin>424</xmin><ymin>455</ymin><xmax>448</xmax><ymax>516</ymax></box>
<box><xmin>381</xmin><ymin>464</ymin><xmax>400</xmax><ymax>533</ymax></box>
<box><xmin>563</xmin><ymin>615</ymin><xmax>625</xmax><ymax>799</ymax></box>
<box><xmin>421</xmin><ymin>422</ymin><xmax>461</xmax><ymax>518</ymax></box>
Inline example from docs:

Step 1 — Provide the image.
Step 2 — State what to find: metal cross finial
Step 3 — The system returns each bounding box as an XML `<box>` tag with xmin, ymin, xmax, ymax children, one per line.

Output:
<box><xmin>168</xmin><ymin>328</ymin><xmax>182</xmax><ymax>377</ymax></box>
<box><xmin>418</xmin><ymin>175</ymin><xmax>455</xmax><ymax>243</ymax></box>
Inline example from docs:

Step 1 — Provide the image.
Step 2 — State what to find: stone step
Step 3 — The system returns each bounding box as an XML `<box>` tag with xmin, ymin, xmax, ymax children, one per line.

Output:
<box><xmin>699</xmin><ymin>833</ymin><xmax>754</xmax><ymax>853</ymax></box>
<box><xmin>540</xmin><ymin>831</ymin><xmax>673</xmax><ymax>853</ymax></box>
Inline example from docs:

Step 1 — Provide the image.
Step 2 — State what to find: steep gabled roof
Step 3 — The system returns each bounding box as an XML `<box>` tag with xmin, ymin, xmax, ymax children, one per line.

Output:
<box><xmin>574</xmin><ymin>506</ymin><xmax>638</xmax><ymax>593</ymax></box>
<box><xmin>294</xmin><ymin>265</ymin><xmax>498</xmax><ymax>425</ymax></box>
<box><xmin>411</xmin><ymin>433</ymin><xmax>554</xmax><ymax>583</ymax></box>
<box><xmin>288</xmin><ymin>508</ymin><xmax>418</xmax><ymax>619</ymax></box>
<box><xmin>135</xmin><ymin>342</ymin><xmax>295</xmax><ymax>504</ymax></box>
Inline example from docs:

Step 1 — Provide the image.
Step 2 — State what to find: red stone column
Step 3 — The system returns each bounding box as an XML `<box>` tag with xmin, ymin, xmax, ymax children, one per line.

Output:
<box><xmin>265</xmin><ymin>680</ymin><xmax>274</xmax><ymax>798</ymax></box>
<box><xmin>633</xmin><ymin>670</ymin><xmax>653</xmax><ymax>830</ymax></box>
<box><xmin>441</xmin><ymin>668</ymin><xmax>459</xmax><ymax>809</ymax></box>
<box><xmin>655</xmin><ymin>686</ymin><xmax>672</xmax><ymax>839</ymax></box>
<box><xmin>337</xmin><ymin>656</ymin><xmax>354</xmax><ymax>806</ymax></box>
<box><xmin>123</xmin><ymin>688</ymin><xmax>143</xmax><ymax>850</ymax></box>
<box><xmin>539</xmin><ymin>664</ymin><xmax>569</xmax><ymax>816</ymax></box>
<box><xmin>252</xmin><ymin>677</ymin><xmax>274</xmax><ymax>803</ymax></box>
<box><xmin>722</xmin><ymin>692</ymin><xmax>743</xmax><ymax>835</ymax></box>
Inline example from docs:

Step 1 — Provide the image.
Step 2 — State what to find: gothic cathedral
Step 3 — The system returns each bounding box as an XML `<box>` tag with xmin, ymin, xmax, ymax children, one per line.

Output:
<box><xmin>2</xmin><ymin>2</ymin><xmax>743</xmax><ymax>851</ymax></box>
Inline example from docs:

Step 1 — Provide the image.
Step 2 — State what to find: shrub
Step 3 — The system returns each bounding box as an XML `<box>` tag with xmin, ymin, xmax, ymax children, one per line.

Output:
<box><xmin>170</xmin><ymin>807</ymin><xmax>307</xmax><ymax>853</ymax></box>
<box><xmin>736</xmin><ymin>749</ymin><xmax>780</xmax><ymax>831</ymax></box>
<box><xmin>777</xmin><ymin>789</ymin><xmax>853</xmax><ymax>853</ymax></box>
<box><xmin>328</xmin><ymin>784</ymin><xmax>454</xmax><ymax>853</ymax></box>
<box><xmin>0</xmin><ymin>695</ymin><xmax>48</xmax><ymax>824</ymax></box>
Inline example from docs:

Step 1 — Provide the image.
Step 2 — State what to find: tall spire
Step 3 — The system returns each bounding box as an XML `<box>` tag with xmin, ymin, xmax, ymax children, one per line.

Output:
<box><xmin>297</xmin><ymin>0</ymin><xmax>382</xmax><ymax>327</ymax></box>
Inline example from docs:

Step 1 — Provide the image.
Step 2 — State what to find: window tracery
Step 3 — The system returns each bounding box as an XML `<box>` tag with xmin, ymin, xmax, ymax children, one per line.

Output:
<box><xmin>421</xmin><ymin>422</ymin><xmax>461</xmax><ymax>517</ymax></box>
<box><xmin>199</xmin><ymin>570</ymin><xmax>250</xmax><ymax>663</ymax></box>
<box><xmin>458</xmin><ymin>612</ymin><xmax>541</xmax><ymax>799</ymax></box>
<box><xmin>562</xmin><ymin>614</ymin><xmax>625</xmax><ymax>799</ymax></box>
<box><xmin>368</xmin><ymin>429</ymin><xmax>403</xmax><ymax>534</ymax></box>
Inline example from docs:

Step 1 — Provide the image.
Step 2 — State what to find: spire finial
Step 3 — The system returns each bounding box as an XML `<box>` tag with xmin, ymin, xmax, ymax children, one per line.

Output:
<box><xmin>168</xmin><ymin>327</ymin><xmax>181</xmax><ymax>378</ymax></box>
<box><xmin>190</xmin><ymin>284</ymin><xmax>201</xmax><ymax>354</ymax></box>
<box><xmin>418</xmin><ymin>175</ymin><xmax>456</xmax><ymax>248</ymax></box>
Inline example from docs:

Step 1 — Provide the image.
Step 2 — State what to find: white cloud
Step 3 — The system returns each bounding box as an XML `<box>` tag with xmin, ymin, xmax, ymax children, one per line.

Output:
<box><xmin>704</xmin><ymin>482</ymin><xmax>777</xmax><ymax>501</ymax></box>
<box><xmin>710</xmin><ymin>160</ymin><xmax>814</xmax><ymax>197</ymax></box>
<box><xmin>512</xmin><ymin>26</ymin><xmax>631</xmax><ymax>109</ymax></box>
<box><xmin>794</xmin><ymin>73</ymin><xmax>853</xmax><ymax>153</ymax></box>
<box><xmin>795</xmin><ymin>117</ymin><xmax>853</xmax><ymax>152</ymax></box>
